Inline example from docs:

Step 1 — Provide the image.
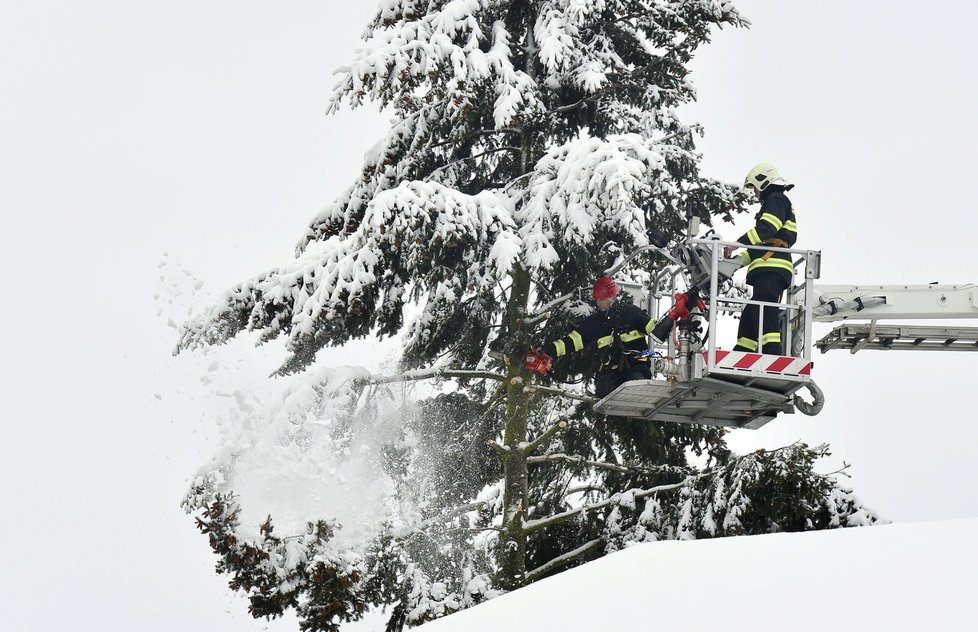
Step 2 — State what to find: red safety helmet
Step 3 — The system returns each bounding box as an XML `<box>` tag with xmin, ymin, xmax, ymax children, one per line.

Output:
<box><xmin>592</xmin><ymin>276</ymin><xmax>619</xmax><ymax>301</ymax></box>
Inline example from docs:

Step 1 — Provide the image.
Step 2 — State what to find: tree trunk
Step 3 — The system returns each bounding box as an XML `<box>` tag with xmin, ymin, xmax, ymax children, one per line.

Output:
<box><xmin>498</xmin><ymin>264</ymin><xmax>532</xmax><ymax>590</ymax></box>
<box><xmin>497</xmin><ymin>4</ymin><xmax>538</xmax><ymax>593</ymax></box>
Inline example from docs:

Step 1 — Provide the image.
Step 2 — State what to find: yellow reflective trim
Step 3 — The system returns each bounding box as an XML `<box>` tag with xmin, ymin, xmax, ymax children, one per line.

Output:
<box><xmin>784</xmin><ymin>220</ymin><xmax>798</xmax><ymax>231</ymax></box>
<box><xmin>746</xmin><ymin>227</ymin><xmax>761</xmax><ymax>245</ymax></box>
<box><xmin>619</xmin><ymin>329</ymin><xmax>644</xmax><ymax>342</ymax></box>
<box><xmin>554</xmin><ymin>339</ymin><xmax>566</xmax><ymax>356</ymax></box>
<box><xmin>737</xmin><ymin>337</ymin><xmax>758</xmax><ymax>351</ymax></box>
<box><xmin>760</xmin><ymin>213</ymin><xmax>783</xmax><ymax>230</ymax></box>
<box><xmin>569</xmin><ymin>330</ymin><xmax>584</xmax><ymax>351</ymax></box>
<box><xmin>738</xmin><ymin>251</ymin><xmax>752</xmax><ymax>265</ymax></box>
<box><xmin>645</xmin><ymin>318</ymin><xmax>655</xmax><ymax>334</ymax></box>
<box><xmin>748</xmin><ymin>257</ymin><xmax>795</xmax><ymax>272</ymax></box>
<box><xmin>597</xmin><ymin>335</ymin><xmax>614</xmax><ymax>348</ymax></box>
<box><xmin>762</xmin><ymin>332</ymin><xmax>782</xmax><ymax>344</ymax></box>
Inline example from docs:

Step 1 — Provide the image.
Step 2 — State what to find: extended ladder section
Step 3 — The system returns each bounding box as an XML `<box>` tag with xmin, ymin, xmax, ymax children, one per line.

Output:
<box><xmin>816</xmin><ymin>324</ymin><xmax>978</xmax><ymax>353</ymax></box>
<box><xmin>811</xmin><ymin>284</ymin><xmax>978</xmax><ymax>354</ymax></box>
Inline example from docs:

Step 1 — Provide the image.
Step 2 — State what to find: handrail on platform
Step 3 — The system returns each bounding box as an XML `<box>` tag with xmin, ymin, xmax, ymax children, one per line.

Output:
<box><xmin>651</xmin><ymin>238</ymin><xmax>822</xmax><ymax>369</ymax></box>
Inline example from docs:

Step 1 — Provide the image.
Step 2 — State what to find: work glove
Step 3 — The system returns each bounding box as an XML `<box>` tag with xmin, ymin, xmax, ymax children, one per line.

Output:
<box><xmin>524</xmin><ymin>347</ymin><xmax>552</xmax><ymax>376</ymax></box>
<box><xmin>723</xmin><ymin>245</ymin><xmax>737</xmax><ymax>259</ymax></box>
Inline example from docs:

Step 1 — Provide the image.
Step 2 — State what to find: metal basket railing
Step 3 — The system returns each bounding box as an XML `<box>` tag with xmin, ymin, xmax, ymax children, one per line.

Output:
<box><xmin>648</xmin><ymin>238</ymin><xmax>821</xmax><ymax>372</ymax></box>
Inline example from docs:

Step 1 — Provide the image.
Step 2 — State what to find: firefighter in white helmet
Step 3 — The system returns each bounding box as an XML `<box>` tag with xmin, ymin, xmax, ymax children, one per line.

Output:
<box><xmin>722</xmin><ymin>163</ymin><xmax>798</xmax><ymax>355</ymax></box>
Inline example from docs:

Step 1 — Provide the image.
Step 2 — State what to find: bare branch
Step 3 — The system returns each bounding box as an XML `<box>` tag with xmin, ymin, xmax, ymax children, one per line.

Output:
<box><xmin>527</xmin><ymin>453</ymin><xmax>689</xmax><ymax>477</ymax></box>
<box><xmin>522</xmin><ymin>421</ymin><xmax>568</xmax><ymax>456</ymax></box>
<box><xmin>393</xmin><ymin>500</ymin><xmax>491</xmax><ymax>538</ymax></box>
<box><xmin>526</xmin><ymin>538</ymin><xmax>603</xmax><ymax>583</ymax></box>
<box><xmin>565</xmin><ymin>484</ymin><xmax>607</xmax><ymax>496</ymax></box>
<box><xmin>437</xmin><ymin>526</ymin><xmax>506</xmax><ymax>534</ymax></box>
<box><xmin>520</xmin><ymin>311</ymin><xmax>552</xmax><ymax>329</ymax></box>
<box><xmin>503</xmin><ymin>171</ymin><xmax>533</xmax><ymax>192</ymax></box>
<box><xmin>427</xmin><ymin>126</ymin><xmax>521</xmax><ymax>151</ymax></box>
<box><xmin>366</xmin><ymin>367</ymin><xmax>507</xmax><ymax>385</ymax></box>
<box><xmin>525</xmin><ymin>384</ymin><xmax>596</xmax><ymax>404</ymax></box>
<box><xmin>486</xmin><ymin>440</ymin><xmax>508</xmax><ymax>456</ymax></box>
<box><xmin>607</xmin><ymin>11</ymin><xmax>650</xmax><ymax>25</ymax></box>
<box><xmin>426</xmin><ymin>145</ymin><xmax>522</xmax><ymax>181</ymax></box>
<box><xmin>824</xmin><ymin>461</ymin><xmax>852</xmax><ymax>478</ymax></box>
<box><xmin>529</xmin><ymin>291</ymin><xmax>578</xmax><ymax>317</ymax></box>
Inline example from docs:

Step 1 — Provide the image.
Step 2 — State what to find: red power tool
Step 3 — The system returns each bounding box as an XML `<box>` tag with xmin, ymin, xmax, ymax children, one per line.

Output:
<box><xmin>523</xmin><ymin>347</ymin><xmax>552</xmax><ymax>376</ymax></box>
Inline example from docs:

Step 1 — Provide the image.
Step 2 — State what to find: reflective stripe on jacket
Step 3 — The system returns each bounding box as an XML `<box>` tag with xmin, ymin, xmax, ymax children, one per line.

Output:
<box><xmin>737</xmin><ymin>185</ymin><xmax>797</xmax><ymax>283</ymax></box>
<box><xmin>543</xmin><ymin>302</ymin><xmax>653</xmax><ymax>367</ymax></box>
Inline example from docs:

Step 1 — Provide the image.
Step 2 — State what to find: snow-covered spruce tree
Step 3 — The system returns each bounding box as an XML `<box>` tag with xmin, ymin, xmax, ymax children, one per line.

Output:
<box><xmin>178</xmin><ymin>2</ymin><xmax>875</xmax><ymax>629</ymax></box>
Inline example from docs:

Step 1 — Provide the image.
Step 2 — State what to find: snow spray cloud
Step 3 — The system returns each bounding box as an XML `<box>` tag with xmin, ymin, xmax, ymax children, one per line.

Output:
<box><xmin>158</xmin><ymin>254</ymin><xmax>408</xmax><ymax>549</ymax></box>
<box><xmin>189</xmin><ymin>363</ymin><xmax>413</xmax><ymax>548</ymax></box>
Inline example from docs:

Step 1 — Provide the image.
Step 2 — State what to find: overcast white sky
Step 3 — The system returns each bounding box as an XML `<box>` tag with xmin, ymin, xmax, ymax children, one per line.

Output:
<box><xmin>3</xmin><ymin>1</ymin><xmax>977</xmax><ymax>630</ymax></box>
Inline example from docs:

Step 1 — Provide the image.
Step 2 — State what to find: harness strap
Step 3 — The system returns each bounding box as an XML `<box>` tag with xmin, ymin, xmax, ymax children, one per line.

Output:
<box><xmin>759</xmin><ymin>237</ymin><xmax>791</xmax><ymax>261</ymax></box>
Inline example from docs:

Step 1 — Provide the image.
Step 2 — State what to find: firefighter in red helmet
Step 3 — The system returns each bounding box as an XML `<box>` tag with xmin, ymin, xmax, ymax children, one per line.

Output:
<box><xmin>525</xmin><ymin>276</ymin><xmax>655</xmax><ymax>398</ymax></box>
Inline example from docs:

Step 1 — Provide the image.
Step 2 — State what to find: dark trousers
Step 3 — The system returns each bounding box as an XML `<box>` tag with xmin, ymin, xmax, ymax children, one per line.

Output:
<box><xmin>735</xmin><ymin>273</ymin><xmax>790</xmax><ymax>355</ymax></box>
<box><xmin>595</xmin><ymin>361</ymin><xmax>652</xmax><ymax>399</ymax></box>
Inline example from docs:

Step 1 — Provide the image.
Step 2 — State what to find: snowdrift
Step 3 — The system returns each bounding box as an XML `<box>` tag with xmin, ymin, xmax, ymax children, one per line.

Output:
<box><xmin>420</xmin><ymin>519</ymin><xmax>976</xmax><ymax>631</ymax></box>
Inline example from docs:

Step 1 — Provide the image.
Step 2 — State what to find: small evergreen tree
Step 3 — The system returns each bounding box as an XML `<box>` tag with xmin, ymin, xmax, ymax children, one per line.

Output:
<box><xmin>178</xmin><ymin>2</ymin><xmax>877</xmax><ymax>630</ymax></box>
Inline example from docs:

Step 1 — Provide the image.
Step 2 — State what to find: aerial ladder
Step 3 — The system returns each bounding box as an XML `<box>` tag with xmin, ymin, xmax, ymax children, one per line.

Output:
<box><xmin>591</xmin><ymin>217</ymin><xmax>978</xmax><ymax>430</ymax></box>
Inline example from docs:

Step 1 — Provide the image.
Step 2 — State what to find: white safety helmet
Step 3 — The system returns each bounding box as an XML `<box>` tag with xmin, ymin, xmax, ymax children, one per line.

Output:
<box><xmin>743</xmin><ymin>163</ymin><xmax>791</xmax><ymax>193</ymax></box>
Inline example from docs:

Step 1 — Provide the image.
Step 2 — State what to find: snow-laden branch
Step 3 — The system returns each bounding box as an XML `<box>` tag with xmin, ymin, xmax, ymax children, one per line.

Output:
<box><xmin>523</xmin><ymin>443</ymin><xmax>826</xmax><ymax>535</ymax></box>
<box><xmin>550</xmin><ymin>50</ymin><xmax>676</xmax><ymax>114</ymax></box>
<box><xmin>523</xmin><ymin>474</ymin><xmax>711</xmax><ymax>533</ymax></box>
<box><xmin>517</xmin><ymin>134</ymin><xmax>667</xmax><ymax>271</ymax></box>
<box><xmin>177</xmin><ymin>127</ymin><xmax>726</xmax><ymax>373</ymax></box>
<box><xmin>330</xmin><ymin>13</ymin><xmax>545</xmax><ymax>128</ymax></box>
<box><xmin>526</xmin><ymin>453</ymin><xmax>689</xmax><ymax>477</ymax></box>
<box><xmin>268</xmin><ymin>363</ymin><xmax>508</xmax><ymax>430</ymax></box>
<box><xmin>525</xmin><ymin>538</ymin><xmax>603</xmax><ymax>583</ymax></box>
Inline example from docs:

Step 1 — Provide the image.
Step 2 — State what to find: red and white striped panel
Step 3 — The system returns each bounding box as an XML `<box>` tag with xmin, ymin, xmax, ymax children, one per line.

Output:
<box><xmin>705</xmin><ymin>350</ymin><xmax>812</xmax><ymax>376</ymax></box>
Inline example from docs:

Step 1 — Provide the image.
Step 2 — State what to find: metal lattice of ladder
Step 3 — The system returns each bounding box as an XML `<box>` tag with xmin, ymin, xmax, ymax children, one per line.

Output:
<box><xmin>816</xmin><ymin>323</ymin><xmax>978</xmax><ymax>353</ymax></box>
